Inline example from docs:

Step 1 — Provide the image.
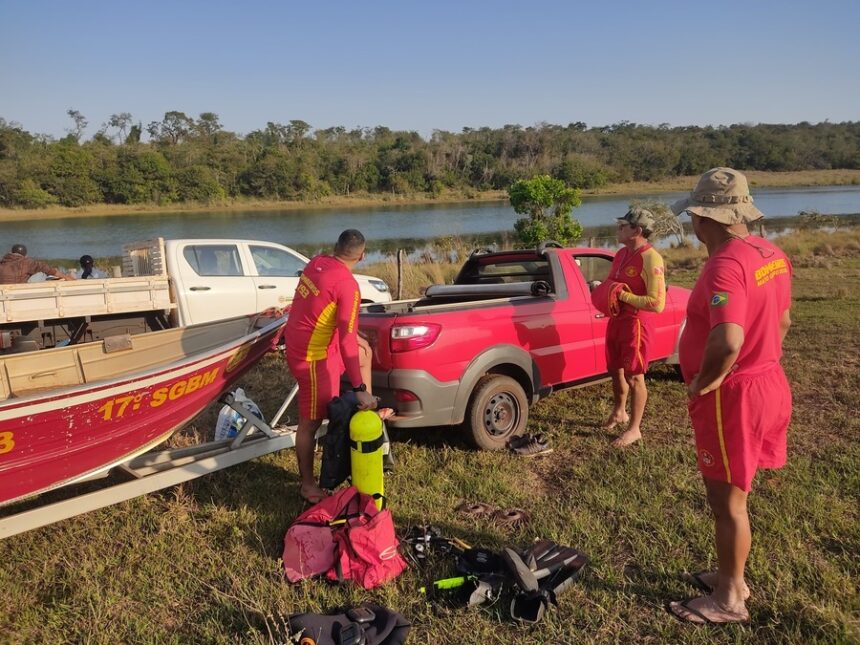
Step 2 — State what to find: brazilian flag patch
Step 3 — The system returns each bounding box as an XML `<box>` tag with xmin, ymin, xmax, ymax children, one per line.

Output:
<box><xmin>710</xmin><ymin>292</ymin><xmax>729</xmax><ymax>307</ymax></box>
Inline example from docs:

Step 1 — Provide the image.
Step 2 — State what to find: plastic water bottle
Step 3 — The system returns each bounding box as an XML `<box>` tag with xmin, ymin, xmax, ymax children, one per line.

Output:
<box><xmin>214</xmin><ymin>388</ymin><xmax>263</xmax><ymax>441</ymax></box>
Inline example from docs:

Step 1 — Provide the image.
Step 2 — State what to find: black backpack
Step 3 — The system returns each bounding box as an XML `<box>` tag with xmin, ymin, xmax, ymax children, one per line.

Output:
<box><xmin>319</xmin><ymin>392</ymin><xmax>359</xmax><ymax>489</ymax></box>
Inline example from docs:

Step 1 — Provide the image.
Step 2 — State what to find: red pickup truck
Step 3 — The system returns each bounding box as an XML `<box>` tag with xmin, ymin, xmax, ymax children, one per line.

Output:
<box><xmin>360</xmin><ymin>244</ymin><xmax>690</xmax><ymax>449</ymax></box>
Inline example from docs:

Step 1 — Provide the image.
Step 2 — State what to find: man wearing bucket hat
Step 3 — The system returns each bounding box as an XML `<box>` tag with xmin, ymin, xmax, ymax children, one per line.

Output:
<box><xmin>601</xmin><ymin>207</ymin><xmax>666</xmax><ymax>447</ymax></box>
<box><xmin>668</xmin><ymin>168</ymin><xmax>793</xmax><ymax>625</ymax></box>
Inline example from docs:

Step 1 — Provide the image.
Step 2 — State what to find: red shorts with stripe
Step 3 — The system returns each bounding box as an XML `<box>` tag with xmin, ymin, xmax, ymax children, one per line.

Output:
<box><xmin>688</xmin><ymin>365</ymin><xmax>791</xmax><ymax>492</ymax></box>
<box><xmin>605</xmin><ymin>316</ymin><xmax>651</xmax><ymax>375</ymax></box>
<box><xmin>286</xmin><ymin>353</ymin><xmax>344</xmax><ymax>421</ymax></box>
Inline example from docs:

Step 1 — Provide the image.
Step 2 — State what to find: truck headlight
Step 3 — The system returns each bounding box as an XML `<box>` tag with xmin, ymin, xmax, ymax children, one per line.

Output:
<box><xmin>368</xmin><ymin>279</ymin><xmax>389</xmax><ymax>292</ymax></box>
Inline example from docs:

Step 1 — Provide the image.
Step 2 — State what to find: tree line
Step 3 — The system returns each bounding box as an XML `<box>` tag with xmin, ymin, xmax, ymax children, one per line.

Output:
<box><xmin>0</xmin><ymin>111</ymin><xmax>858</xmax><ymax>209</ymax></box>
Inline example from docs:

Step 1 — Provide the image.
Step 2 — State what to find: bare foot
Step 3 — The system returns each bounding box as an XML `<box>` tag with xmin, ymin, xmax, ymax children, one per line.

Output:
<box><xmin>667</xmin><ymin>595</ymin><xmax>749</xmax><ymax>624</ymax></box>
<box><xmin>602</xmin><ymin>413</ymin><xmax>630</xmax><ymax>431</ymax></box>
<box><xmin>612</xmin><ymin>427</ymin><xmax>642</xmax><ymax>447</ymax></box>
<box><xmin>300</xmin><ymin>483</ymin><xmax>329</xmax><ymax>505</ymax></box>
<box><xmin>684</xmin><ymin>571</ymin><xmax>750</xmax><ymax>600</ymax></box>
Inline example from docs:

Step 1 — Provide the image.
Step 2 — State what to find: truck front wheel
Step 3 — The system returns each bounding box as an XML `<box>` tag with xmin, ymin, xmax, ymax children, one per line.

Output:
<box><xmin>465</xmin><ymin>374</ymin><xmax>529</xmax><ymax>450</ymax></box>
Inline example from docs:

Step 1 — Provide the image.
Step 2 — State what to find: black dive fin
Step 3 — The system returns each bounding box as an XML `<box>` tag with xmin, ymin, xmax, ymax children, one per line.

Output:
<box><xmin>510</xmin><ymin>590</ymin><xmax>548</xmax><ymax>624</ymax></box>
<box><xmin>523</xmin><ymin>540</ymin><xmax>587</xmax><ymax>580</ymax></box>
<box><xmin>502</xmin><ymin>547</ymin><xmax>539</xmax><ymax>592</ymax></box>
<box><xmin>540</xmin><ymin>558</ymin><xmax>588</xmax><ymax>603</ymax></box>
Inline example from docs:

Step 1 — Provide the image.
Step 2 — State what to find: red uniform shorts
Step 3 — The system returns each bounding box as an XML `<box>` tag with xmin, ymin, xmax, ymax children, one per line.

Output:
<box><xmin>286</xmin><ymin>353</ymin><xmax>344</xmax><ymax>421</ymax></box>
<box><xmin>605</xmin><ymin>316</ymin><xmax>651</xmax><ymax>375</ymax></box>
<box><xmin>688</xmin><ymin>365</ymin><xmax>791</xmax><ymax>491</ymax></box>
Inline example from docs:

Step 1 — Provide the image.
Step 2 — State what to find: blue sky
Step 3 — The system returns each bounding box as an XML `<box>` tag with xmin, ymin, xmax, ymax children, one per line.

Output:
<box><xmin>1</xmin><ymin>0</ymin><xmax>857</xmax><ymax>139</ymax></box>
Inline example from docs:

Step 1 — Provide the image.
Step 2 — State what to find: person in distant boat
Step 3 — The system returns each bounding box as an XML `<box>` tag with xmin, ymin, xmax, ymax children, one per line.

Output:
<box><xmin>667</xmin><ymin>168</ymin><xmax>793</xmax><ymax>625</ymax></box>
<box><xmin>284</xmin><ymin>229</ymin><xmax>377</xmax><ymax>505</ymax></box>
<box><xmin>78</xmin><ymin>254</ymin><xmax>107</xmax><ymax>279</ymax></box>
<box><xmin>601</xmin><ymin>207</ymin><xmax>666</xmax><ymax>447</ymax></box>
<box><xmin>0</xmin><ymin>243</ymin><xmax>75</xmax><ymax>284</ymax></box>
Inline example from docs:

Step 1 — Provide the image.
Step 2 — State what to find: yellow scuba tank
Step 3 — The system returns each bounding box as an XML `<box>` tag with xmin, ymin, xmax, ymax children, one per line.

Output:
<box><xmin>349</xmin><ymin>410</ymin><xmax>385</xmax><ymax>510</ymax></box>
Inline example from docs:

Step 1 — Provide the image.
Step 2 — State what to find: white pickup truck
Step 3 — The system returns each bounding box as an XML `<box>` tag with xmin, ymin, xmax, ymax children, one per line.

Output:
<box><xmin>0</xmin><ymin>238</ymin><xmax>391</xmax><ymax>352</ymax></box>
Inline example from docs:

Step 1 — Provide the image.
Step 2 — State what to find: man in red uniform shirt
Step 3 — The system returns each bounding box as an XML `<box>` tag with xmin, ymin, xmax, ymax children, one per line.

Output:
<box><xmin>284</xmin><ymin>229</ymin><xmax>376</xmax><ymax>504</ymax></box>
<box><xmin>603</xmin><ymin>207</ymin><xmax>666</xmax><ymax>447</ymax></box>
<box><xmin>668</xmin><ymin>168</ymin><xmax>792</xmax><ymax>624</ymax></box>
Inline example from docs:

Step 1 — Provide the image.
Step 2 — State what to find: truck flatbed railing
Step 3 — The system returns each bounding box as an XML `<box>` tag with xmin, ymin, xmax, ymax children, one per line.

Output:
<box><xmin>0</xmin><ymin>276</ymin><xmax>173</xmax><ymax>324</ymax></box>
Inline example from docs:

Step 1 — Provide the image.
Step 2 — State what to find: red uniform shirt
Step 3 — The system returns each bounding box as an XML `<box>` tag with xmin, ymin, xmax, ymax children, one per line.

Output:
<box><xmin>284</xmin><ymin>255</ymin><xmax>363</xmax><ymax>388</ymax></box>
<box><xmin>681</xmin><ymin>236</ymin><xmax>793</xmax><ymax>490</ymax></box>
<box><xmin>679</xmin><ymin>236</ymin><xmax>792</xmax><ymax>382</ymax></box>
<box><xmin>609</xmin><ymin>243</ymin><xmax>666</xmax><ymax>317</ymax></box>
<box><xmin>604</xmin><ymin>243</ymin><xmax>665</xmax><ymax>374</ymax></box>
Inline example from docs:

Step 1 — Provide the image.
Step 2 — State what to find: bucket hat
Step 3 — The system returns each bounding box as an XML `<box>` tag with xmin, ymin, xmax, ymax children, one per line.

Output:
<box><xmin>671</xmin><ymin>167</ymin><xmax>764</xmax><ymax>224</ymax></box>
<box><xmin>616</xmin><ymin>207</ymin><xmax>656</xmax><ymax>233</ymax></box>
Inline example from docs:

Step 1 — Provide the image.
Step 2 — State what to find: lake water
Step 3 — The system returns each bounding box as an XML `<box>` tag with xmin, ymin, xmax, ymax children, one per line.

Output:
<box><xmin>6</xmin><ymin>185</ymin><xmax>860</xmax><ymax>261</ymax></box>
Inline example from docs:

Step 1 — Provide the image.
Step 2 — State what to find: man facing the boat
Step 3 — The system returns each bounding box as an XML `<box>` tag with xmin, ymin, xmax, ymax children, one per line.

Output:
<box><xmin>284</xmin><ymin>229</ymin><xmax>377</xmax><ymax>504</ymax></box>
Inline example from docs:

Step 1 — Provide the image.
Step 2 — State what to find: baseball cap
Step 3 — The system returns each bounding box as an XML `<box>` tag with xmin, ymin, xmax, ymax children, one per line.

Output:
<box><xmin>617</xmin><ymin>207</ymin><xmax>656</xmax><ymax>233</ymax></box>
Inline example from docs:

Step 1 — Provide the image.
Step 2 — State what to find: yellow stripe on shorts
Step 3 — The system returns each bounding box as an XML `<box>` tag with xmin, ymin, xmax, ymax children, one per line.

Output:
<box><xmin>715</xmin><ymin>386</ymin><xmax>732</xmax><ymax>483</ymax></box>
<box><xmin>309</xmin><ymin>360</ymin><xmax>317</xmax><ymax>416</ymax></box>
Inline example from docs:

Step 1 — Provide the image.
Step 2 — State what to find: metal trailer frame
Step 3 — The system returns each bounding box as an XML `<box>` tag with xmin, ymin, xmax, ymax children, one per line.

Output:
<box><xmin>0</xmin><ymin>385</ymin><xmax>304</xmax><ymax>539</ymax></box>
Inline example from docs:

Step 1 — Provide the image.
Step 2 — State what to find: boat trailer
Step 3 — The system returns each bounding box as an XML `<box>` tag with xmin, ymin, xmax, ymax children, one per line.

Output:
<box><xmin>0</xmin><ymin>384</ymin><xmax>365</xmax><ymax>539</ymax></box>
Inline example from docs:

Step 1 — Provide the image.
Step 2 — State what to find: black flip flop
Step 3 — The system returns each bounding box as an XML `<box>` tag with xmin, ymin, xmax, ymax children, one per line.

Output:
<box><xmin>666</xmin><ymin>598</ymin><xmax>750</xmax><ymax>625</ymax></box>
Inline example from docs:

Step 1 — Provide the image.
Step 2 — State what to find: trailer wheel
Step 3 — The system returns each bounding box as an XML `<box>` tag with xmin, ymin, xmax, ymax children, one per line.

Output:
<box><xmin>465</xmin><ymin>374</ymin><xmax>529</xmax><ymax>450</ymax></box>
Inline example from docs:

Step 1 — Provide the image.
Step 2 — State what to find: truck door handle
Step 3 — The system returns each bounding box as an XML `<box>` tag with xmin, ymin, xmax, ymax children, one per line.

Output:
<box><xmin>257</xmin><ymin>285</ymin><xmax>277</xmax><ymax>289</ymax></box>
<box><xmin>594</xmin><ymin>313</ymin><xmax>606</xmax><ymax>319</ymax></box>
<box><xmin>190</xmin><ymin>286</ymin><xmax>211</xmax><ymax>291</ymax></box>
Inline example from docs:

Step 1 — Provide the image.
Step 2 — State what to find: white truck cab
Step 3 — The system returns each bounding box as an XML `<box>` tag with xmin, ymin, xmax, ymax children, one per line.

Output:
<box><xmin>151</xmin><ymin>239</ymin><xmax>391</xmax><ymax>326</ymax></box>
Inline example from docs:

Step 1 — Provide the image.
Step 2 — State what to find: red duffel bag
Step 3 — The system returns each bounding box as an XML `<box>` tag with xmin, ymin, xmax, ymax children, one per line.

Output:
<box><xmin>283</xmin><ymin>486</ymin><xmax>407</xmax><ymax>589</ymax></box>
